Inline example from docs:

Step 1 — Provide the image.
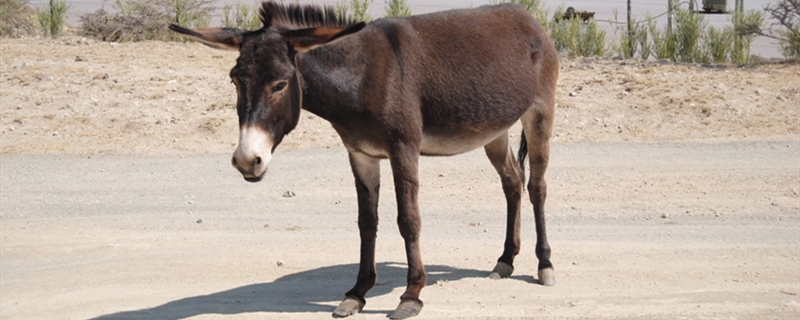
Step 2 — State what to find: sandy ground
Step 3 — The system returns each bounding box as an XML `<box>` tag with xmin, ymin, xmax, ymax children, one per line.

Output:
<box><xmin>1</xmin><ymin>36</ymin><xmax>798</xmax><ymax>154</ymax></box>
<box><xmin>1</xmin><ymin>35</ymin><xmax>799</xmax><ymax>319</ymax></box>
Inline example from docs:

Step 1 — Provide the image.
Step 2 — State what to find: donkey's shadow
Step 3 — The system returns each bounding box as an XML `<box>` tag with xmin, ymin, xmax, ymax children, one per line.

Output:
<box><xmin>91</xmin><ymin>262</ymin><xmax>509</xmax><ymax>319</ymax></box>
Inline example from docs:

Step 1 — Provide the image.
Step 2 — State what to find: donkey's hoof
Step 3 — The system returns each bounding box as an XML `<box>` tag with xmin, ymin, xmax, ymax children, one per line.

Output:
<box><xmin>388</xmin><ymin>299</ymin><xmax>423</xmax><ymax>319</ymax></box>
<box><xmin>538</xmin><ymin>267</ymin><xmax>555</xmax><ymax>286</ymax></box>
<box><xmin>488</xmin><ymin>261</ymin><xmax>514</xmax><ymax>279</ymax></box>
<box><xmin>332</xmin><ymin>296</ymin><xmax>364</xmax><ymax>318</ymax></box>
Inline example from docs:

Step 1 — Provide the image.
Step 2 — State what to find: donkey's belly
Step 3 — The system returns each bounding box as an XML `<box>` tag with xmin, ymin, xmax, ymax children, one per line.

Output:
<box><xmin>419</xmin><ymin>128</ymin><xmax>507</xmax><ymax>156</ymax></box>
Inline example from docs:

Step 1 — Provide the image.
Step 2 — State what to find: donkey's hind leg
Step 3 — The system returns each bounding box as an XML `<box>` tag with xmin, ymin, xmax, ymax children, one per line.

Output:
<box><xmin>520</xmin><ymin>104</ymin><xmax>555</xmax><ymax>286</ymax></box>
<box><xmin>483</xmin><ymin>132</ymin><xmax>525</xmax><ymax>279</ymax></box>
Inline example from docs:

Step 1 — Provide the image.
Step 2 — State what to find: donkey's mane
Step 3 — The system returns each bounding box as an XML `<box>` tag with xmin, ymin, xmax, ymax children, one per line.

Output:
<box><xmin>260</xmin><ymin>2</ymin><xmax>356</xmax><ymax>31</ymax></box>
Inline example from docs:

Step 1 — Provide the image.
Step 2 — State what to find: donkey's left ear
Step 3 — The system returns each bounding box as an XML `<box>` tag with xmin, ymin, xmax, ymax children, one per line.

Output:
<box><xmin>281</xmin><ymin>22</ymin><xmax>366</xmax><ymax>52</ymax></box>
<box><xmin>169</xmin><ymin>24</ymin><xmax>245</xmax><ymax>51</ymax></box>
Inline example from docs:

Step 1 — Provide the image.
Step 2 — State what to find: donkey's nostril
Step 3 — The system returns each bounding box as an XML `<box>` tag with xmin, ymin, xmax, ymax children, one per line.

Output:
<box><xmin>231</xmin><ymin>156</ymin><xmax>238</xmax><ymax>167</ymax></box>
<box><xmin>254</xmin><ymin>157</ymin><xmax>262</xmax><ymax>165</ymax></box>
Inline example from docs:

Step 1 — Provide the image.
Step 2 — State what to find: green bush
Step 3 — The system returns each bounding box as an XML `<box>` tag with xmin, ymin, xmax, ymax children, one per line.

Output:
<box><xmin>549</xmin><ymin>7</ymin><xmax>606</xmax><ymax>58</ymax></box>
<box><xmin>730</xmin><ymin>9</ymin><xmax>765</xmax><ymax>64</ymax></box>
<box><xmin>36</xmin><ymin>0</ymin><xmax>69</xmax><ymax>37</ymax></box>
<box><xmin>636</xmin><ymin>22</ymin><xmax>652</xmax><ymax>60</ymax></box>
<box><xmin>616</xmin><ymin>18</ymin><xmax>649</xmax><ymax>59</ymax></box>
<box><xmin>704</xmin><ymin>26</ymin><xmax>733</xmax><ymax>63</ymax></box>
<box><xmin>672</xmin><ymin>7</ymin><xmax>705</xmax><ymax>63</ymax></box>
<box><xmin>222</xmin><ymin>2</ymin><xmax>260</xmax><ymax>30</ymax></box>
<box><xmin>781</xmin><ymin>26</ymin><xmax>800</xmax><ymax>59</ymax></box>
<box><xmin>336</xmin><ymin>0</ymin><xmax>372</xmax><ymax>22</ymax></box>
<box><xmin>384</xmin><ymin>0</ymin><xmax>411</xmax><ymax>18</ymax></box>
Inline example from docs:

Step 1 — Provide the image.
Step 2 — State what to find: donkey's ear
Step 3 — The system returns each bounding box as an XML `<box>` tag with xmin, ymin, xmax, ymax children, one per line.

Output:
<box><xmin>169</xmin><ymin>24</ymin><xmax>245</xmax><ymax>51</ymax></box>
<box><xmin>281</xmin><ymin>22</ymin><xmax>366</xmax><ymax>52</ymax></box>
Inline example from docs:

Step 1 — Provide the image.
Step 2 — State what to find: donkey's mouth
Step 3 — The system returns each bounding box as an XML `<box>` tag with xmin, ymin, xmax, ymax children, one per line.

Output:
<box><xmin>243</xmin><ymin>173</ymin><xmax>265</xmax><ymax>183</ymax></box>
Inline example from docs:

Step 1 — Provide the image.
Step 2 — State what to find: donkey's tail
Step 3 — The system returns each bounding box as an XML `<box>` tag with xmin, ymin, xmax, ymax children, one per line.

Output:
<box><xmin>517</xmin><ymin>129</ymin><xmax>528</xmax><ymax>186</ymax></box>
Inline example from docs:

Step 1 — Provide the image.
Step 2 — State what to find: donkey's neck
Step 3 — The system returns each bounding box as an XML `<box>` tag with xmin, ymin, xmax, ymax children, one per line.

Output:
<box><xmin>295</xmin><ymin>43</ymin><xmax>367</xmax><ymax>125</ymax></box>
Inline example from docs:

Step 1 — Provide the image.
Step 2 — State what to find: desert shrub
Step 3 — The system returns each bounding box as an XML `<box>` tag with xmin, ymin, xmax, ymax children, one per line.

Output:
<box><xmin>704</xmin><ymin>25</ymin><xmax>733</xmax><ymax>63</ymax></box>
<box><xmin>729</xmin><ymin>9</ymin><xmax>765</xmax><ymax>64</ymax></box>
<box><xmin>781</xmin><ymin>26</ymin><xmax>800</xmax><ymax>58</ymax></box>
<box><xmin>616</xmin><ymin>25</ymin><xmax>635</xmax><ymax>58</ymax></box>
<box><xmin>672</xmin><ymin>7</ymin><xmax>705</xmax><ymax>63</ymax></box>
<box><xmin>222</xmin><ymin>2</ymin><xmax>261</xmax><ymax>30</ymax></box>
<box><xmin>36</xmin><ymin>0</ymin><xmax>69</xmax><ymax>37</ymax></box>
<box><xmin>636</xmin><ymin>22</ymin><xmax>652</xmax><ymax>60</ymax></box>
<box><xmin>0</xmin><ymin>0</ymin><xmax>38</xmax><ymax>37</ymax></box>
<box><xmin>168</xmin><ymin>0</ymin><xmax>211</xmax><ymax>29</ymax></box>
<box><xmin>616</xmin><ymin>18</ymin><xmax>650</xmax><ymax>59</ymax></box>
<box><xmin>648</xmin><ymin>15</ymin><xmax>676</xmax><ymax>60</ymax></box>
<box><xmin>80</xmin><ymin>8</ymin><xmax>158</xmax><ymax>41</ymax></box>
<box><xmin>495</xmin><ymin>3</ymin><xmax>607</xmax><ymax>57</ymax></box>
<box><xmin>336</xmin><ymin>0</ymin><xmax>372</xmax><ymax>22</ymax></box>
<box><xmin>79</xmin><ymin>0</ymin><xmax>213</xmax><ymax>42</ymax></box>
<box><xmin>767</xmin><ymin>0</ymin><xmax>799</xmax><ymax>59</ymax></box>
<box><xmin>738</xmin><ymin>0</ymin><xmax>799</xmax><ymax>60</ymax></box>
<box><xmin>384</xmin><ymin>0</ymin><xmax>410</xmax><ymax>18</ymax></box>
<box><xmin>549</xmin><ymin>7</ymin><xmax>606</xmax><ymax>58</ymax></box>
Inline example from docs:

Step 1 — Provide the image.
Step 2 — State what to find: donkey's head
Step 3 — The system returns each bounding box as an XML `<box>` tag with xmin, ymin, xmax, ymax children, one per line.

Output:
<box><xmin>170</xmin><ymin>2</ymin><xmax>364</xmax><ymax>182</ymax></box>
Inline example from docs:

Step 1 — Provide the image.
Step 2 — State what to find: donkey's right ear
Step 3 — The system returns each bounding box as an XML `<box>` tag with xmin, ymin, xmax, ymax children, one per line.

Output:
<box><xmin>169</xmin><ymin>24</ymin><xmax>245</xmax><ymax>51</ymax></box>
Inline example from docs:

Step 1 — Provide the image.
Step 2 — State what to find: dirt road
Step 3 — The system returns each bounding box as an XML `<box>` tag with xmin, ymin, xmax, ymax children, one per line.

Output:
<box><xmin>1</xmin><ymin>141</ymin><xmax>798</xmax><ymax>319</ymax></box>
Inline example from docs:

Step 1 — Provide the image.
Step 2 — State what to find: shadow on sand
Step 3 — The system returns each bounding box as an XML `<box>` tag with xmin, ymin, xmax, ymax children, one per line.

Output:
<box><xmin>91</xmin><ymin>262</ymin><xmax>523</xmax><ymax>319</ymax></box>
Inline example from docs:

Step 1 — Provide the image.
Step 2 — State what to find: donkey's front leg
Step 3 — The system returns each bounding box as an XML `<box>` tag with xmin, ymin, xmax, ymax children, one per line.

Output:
<box><xmin>334</xmin><ymin>152</ymin><xmax>381</xmax><ymax>318</ymax></box>
<box><xmin>388</xmin><ymin>147</ymin><xmax>426</xmax><ymax>320</ymax></box>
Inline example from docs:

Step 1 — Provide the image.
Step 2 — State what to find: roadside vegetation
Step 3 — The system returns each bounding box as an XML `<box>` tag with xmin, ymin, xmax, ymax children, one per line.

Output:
<box><xmin>0</xmin><ymin>0</ymin><xmax>38</xmax><ymax>37</ymax></box>
<box><xmin>0</xmin><ymin>0</ymin><xmax>796</xmax><ymax>62</ymax></box>
<box><xmin>36</xmin><ymin>0</ymin><xmax>69</xmax><ymax>37</ymax></box>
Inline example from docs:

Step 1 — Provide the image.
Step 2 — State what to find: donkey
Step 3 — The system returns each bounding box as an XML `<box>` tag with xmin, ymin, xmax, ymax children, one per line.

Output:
<box><xmin>170</xmin><ymin>2</ymin><xmax>558</xmax><ymax>319</ymax></box>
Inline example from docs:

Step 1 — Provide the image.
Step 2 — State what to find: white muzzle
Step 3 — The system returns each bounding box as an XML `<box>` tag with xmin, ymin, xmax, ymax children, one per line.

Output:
<box><xmin>232</xmin><ymin>126</ymin><xmax>273</xmax><ymax>182</ymax></box>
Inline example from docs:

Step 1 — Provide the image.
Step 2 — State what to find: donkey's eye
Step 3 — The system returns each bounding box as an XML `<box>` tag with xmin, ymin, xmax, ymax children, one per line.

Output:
<box><xmin>271</xmin><ymin>81</ymin><xmax>288</xmax><ymax>94</ymax></box>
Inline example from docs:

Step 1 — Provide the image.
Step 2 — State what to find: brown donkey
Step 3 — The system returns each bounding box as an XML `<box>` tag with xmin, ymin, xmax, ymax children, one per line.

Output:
<box><xmin>170</xmin><ymin>1</ymin><xmax>558</xmax><ymax>318</ymax></box>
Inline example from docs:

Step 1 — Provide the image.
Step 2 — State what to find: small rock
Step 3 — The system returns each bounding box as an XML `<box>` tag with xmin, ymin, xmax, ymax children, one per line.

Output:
<box><xmin>52</xmin><ymin>131</ymin><xmax>58</xmax><ymax>136</ymax></box>
<box><xmin>283</xmin><ymin>190</ymin><xmax>295</xmax><ymax>198</ymax></box>
<box><xmin>569</xmin><ymin>91</ymin><xmax>577</xmax><ymax>97</ymax></box>
<box><xmin>75</xmin><ymin>56</ymin><xmax>85</xmax><ymax>62</ymax></box>
<box><xmin>438</xmin><ymin>173</ymin><xmax>445</xmax><ymax>177</ymax></box>
<box><xmin>661</xmin><ymin>213</ymin><xmax>668</xmax><ymax>219</ymax></box>
<box><xmin>196</xmin><ymin>218</ymin><xmax>204</xmax><ymax>224</ymax></box>
<box><xmin>276</xmin><ymin>260</ymin><xmax>285</xmax><ymax>267</ymax></box>
<box><xmin>187</xmin><ymin>200</ymin><xmax>195</xmax><ymax>205</ymax></box>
